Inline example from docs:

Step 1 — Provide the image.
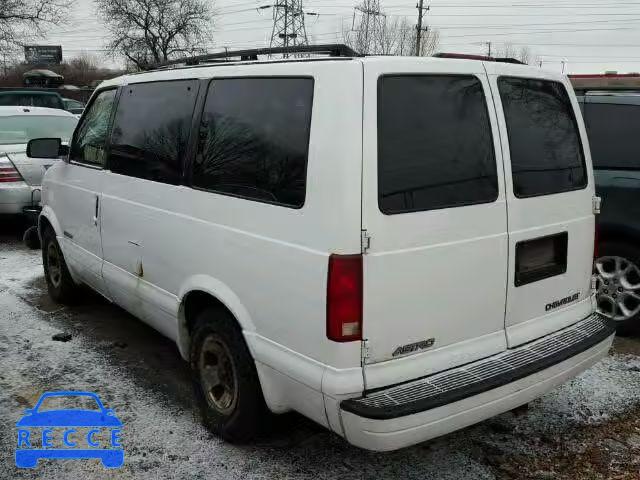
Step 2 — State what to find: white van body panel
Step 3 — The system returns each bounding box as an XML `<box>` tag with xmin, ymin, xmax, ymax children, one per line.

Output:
<box><xmin>41</xmin><ymin>56</ymin><xmax>611</xmax><ymax>452</ymax></box>
<box><xmin>42</xmin><ymin>162</ymin><xmax>108</xmax><ymax>296</ymax></box>
<box><xmin>360</xmin><ymin>58</ymin><xmax>509</xmax><ymax>388</ymax></box>
<box><xmin>484</xmin><ymin>63</ymin><xmax>597</xmax><ymax>347</ymax></box>
<box><xmin>98</xmin><ymin>61</ymin><xmax>365</xmax><ymax>397</ymax></box>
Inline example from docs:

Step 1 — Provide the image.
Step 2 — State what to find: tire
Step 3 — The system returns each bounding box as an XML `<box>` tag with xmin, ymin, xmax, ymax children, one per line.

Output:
<box><xmin>595</xmin><ymin>240</ymin><xmax>640</xmax><ymax>336</ymax></box>
<box><xmin>41</xmin><ymin>226</ymin><xmax>79</xmax><ymax>304</ymax></box>
<box><xmin>23</xmin><ymin>226</ymin><xmax>40</xmax><ymax>250</ymax></box>
<box><xmin>190</xmin><ymin>307</ymin><xmax>268</xmax><ymax>443</ymax></box>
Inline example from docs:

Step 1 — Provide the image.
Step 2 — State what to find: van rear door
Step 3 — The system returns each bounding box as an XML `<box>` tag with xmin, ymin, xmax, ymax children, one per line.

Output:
<box><xmin>485</xmin><ymin>64</ymin><xmax>596</xmax><ymax>347</ymax></box>
<box><xmin>360</xmin><ymin>59</ymin><xmax>509</xmax><ymax>389</ymax></box>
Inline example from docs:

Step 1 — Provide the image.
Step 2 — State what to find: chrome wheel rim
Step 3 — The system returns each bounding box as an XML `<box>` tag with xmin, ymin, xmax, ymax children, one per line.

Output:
<box><xmin>198</xmin><ymin>336</ymin><xmax>237</xmax><ymax>415</ymax></box>
<box><xmin>595</xmin><ymin>255</ymin><xmax>640</xmax><ymax>321</ymax></box>
<box><xmin>46</xmin><ymin>242</ymin><xmax>62</xmax><ymax>288</ymax></box>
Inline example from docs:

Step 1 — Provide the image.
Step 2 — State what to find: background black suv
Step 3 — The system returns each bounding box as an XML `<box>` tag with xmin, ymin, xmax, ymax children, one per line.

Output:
<box><xmin>579</xmin><ymin>93</ymin><xmax>640</xmax><ymax>333</ymax></box>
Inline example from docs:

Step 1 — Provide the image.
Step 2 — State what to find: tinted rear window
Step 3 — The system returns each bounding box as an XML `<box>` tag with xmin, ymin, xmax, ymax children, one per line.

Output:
<box><xmin>0</xmin><ymin>93</ymin><xmax>61</xmax><ymax>109</ymax></box>
<box><xmin>498</xmin><ymin>77</ymin><xmax>586</xmax><ymax>197</ymax></box>
<box><xmin>192</xmin><ymin>77</ymin><xmax>313</xmax><ymax>208</ymax></box>
<box><xmin>585</xmin><ymin>102</ymin><xmax>640</xmax><ymax>170</ymax></box>
<box><xmin>378</xmin><ymin>75</ymin><xmax>498</xmax><ymax>214</ymax></box>
<box><xmin>109</xmin><ymin>80</ymin><xmax>198</xmax><ymax>184</ymax></box>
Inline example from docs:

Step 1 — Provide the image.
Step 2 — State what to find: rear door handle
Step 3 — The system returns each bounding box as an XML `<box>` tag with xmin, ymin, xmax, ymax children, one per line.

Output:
<box><xmin>93</xmin><ymin>195</ymin><xmax>99</xmax><ymax>226</ymax></box>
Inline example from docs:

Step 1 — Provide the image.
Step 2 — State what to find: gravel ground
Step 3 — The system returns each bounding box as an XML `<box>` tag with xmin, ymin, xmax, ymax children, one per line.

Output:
<box><xmin>1</xmin><ymin>222</ymin><xmax>640</xmax><ymax>480</ymax></box>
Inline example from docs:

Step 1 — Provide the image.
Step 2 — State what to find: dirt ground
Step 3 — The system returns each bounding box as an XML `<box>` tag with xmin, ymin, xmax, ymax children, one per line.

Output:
<box><xmin>1</xmin><ymin>221</ymin><xmax>639</xmax><ymax>479</ymax></box>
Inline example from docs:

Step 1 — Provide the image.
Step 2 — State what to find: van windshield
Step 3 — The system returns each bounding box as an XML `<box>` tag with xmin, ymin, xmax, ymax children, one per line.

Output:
<box><xmin>0</xmin><ymin>115</ymin><xmax>77</xmax><ymax>145</ymax></box>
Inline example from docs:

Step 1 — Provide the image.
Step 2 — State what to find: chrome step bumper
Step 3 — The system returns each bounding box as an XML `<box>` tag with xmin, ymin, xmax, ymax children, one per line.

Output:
<box><xmin>342</xmin><ymin>313</ymin><xmax>615</xmax><ymax>420</ymax></box>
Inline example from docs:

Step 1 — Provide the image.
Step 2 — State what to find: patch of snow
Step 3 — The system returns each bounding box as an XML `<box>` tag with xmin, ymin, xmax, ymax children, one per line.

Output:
<box><xmin>1</xmin><ymin>240</ymin><xmax>639</xmax><ymax>479</ymax></box>
<box><xmin>0</xmin><ymin>246</ymin><xmax>496</xmax><ymax>479</ymax></box>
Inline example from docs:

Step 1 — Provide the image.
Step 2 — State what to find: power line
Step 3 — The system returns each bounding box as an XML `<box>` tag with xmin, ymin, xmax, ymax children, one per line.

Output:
<box><xmin>445</xmin><ymin>25</ymin><xmax>640</xmax><ymax>38</ymax></box>
<box><xmin>48</xmin><ymin>15</ymin><xmax>640</xmax><ymax>40</ymax></box>
<box><xmin>426</xmin><ymin>1</ymin><xmax>640</xmax><ymax>6</ymax></box>
<box><xmin>440</xmin><ymin>41</ymin><xmax>640</xmax><ymax>47</ymax></box>
<box><xmin>430</xmin><ymin>17</ymin><xmax>640</xmax><ymax>29</ymax></box>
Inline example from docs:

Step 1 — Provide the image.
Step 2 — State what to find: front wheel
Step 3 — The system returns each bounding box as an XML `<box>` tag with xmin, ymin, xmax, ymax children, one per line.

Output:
<box><xmin>595</xmin><ymin>240</ymin><xmax>640</xmax><ymax>335</ymax></box>
<box><xmin>41</xmin><ymin>227</ymin><xmax>79</xmax><ymax>304</ymax></box>
<box><xmin>190</xmin><ymin>307</ymin><xmax>268</xmax><ymax>443</ymax></box>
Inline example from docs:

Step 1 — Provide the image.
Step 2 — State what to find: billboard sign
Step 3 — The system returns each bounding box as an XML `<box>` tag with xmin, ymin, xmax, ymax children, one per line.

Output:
<box><xmin>24</xmin><ymin>46</ymin><xmax>63</xmax><ymax>65</ymax></box>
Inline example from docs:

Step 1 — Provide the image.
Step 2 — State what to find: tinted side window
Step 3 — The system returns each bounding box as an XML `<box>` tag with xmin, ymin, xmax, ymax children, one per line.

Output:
<box><xmin>192</xmin><ymin>78</ymin><xmax>313</xmax><ymax>208</ymax></box>
<box><xmin>498</xmin><ymin>77</ymin><xmax>586</xmax><ymax>197</ymax></box>
<box><xmin>378</xmin><ymin>75</ymin><xmax>498</xmax><ymax>214</ymax></box>
<box><xmin>108</xmin><ymin>80</ymin><xmax>198</xmax><ymax>184</ymax></box>
<box><xmin>70</xmin><ymin>89</ymin><xmax>116</xmax><ymax>167</ymax></box>
<box><xmin>585</xmin><ymin>102</ymin><xmax>640</xmax><ymax>170</ymax></box>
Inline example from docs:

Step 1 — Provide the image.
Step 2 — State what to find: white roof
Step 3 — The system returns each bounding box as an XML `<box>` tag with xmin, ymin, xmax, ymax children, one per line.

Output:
<box><xmin>98</xmin><ymin>55</ymin><xmax>566</xmax><ymax>90</ymax></box>
<box><xmin>0</xmin><ymin>106</ymin><xmax>76</xmax><ymax>117</ymax></box>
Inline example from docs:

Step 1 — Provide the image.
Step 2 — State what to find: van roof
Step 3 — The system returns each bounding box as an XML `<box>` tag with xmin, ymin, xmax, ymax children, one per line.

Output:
<box><xmin>98</xmin><ymin>50</ymin><xmax>563</xmax><ymax>90</ymax></box>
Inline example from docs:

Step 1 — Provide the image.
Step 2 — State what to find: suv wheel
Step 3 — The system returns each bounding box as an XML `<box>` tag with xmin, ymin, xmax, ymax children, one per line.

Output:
<box><xmin>42</xmin><ymin>227</ymin><xmax>78</xmax><ymax>303</ymax></box>
<box><xmin>190</xmin><ymin>307</ymin><xmax>268</xmax><ymax>443</ymax></box>
<box><xmin>595</xmin><ymin>240</ymin><xmax>640</xmax><ymax>335</ymax></box>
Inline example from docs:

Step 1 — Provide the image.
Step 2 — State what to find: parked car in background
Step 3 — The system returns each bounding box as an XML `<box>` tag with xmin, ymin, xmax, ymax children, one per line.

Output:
<box><xmin>0</xmin><ymin>88</ymin><xmax>65</xmax><ymax>110</ymax></box>
<box><xmin>63</xmin><ymin>98</ymin><xmax>85</xmax><ymax>116</ymax></box>
<box><xmin>0</xmin><ymin>106</ymin><xmax>77</xmax><ymax>215</ymax></box>
<box><xmin>578</xmin><ymin>93</ymin><xmax>640</xmax><ymax>334</ymax></box>
<box><xmin>32</xmin><ymin>49</ymin><xmax>613</xmax><ymax>451</ymax></box>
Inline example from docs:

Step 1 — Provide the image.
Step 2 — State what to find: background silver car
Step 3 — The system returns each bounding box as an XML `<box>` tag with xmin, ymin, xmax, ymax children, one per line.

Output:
<box><xmin>0</xmin><ymin>106</ymin><xmax>77</xmax><ymax>215</ymax></box>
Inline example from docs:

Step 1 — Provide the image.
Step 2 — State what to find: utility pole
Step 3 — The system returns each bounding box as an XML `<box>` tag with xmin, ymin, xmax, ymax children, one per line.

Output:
<box><xmin>415</xmin><ymin>0</ymin><xmax>429</xmax><ymax>56</ymax></box>
<box><xmin>268</xmin><ymin>0</ymin><xmax>309</xmax><ymax>57</ymax></box>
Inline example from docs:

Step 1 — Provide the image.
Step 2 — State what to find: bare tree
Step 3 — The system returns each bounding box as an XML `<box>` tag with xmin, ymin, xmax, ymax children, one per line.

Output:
<box><xmin>496</xmin><ymin>42</ymin><xmax>533</xmax><ymax>64</ymax></box>
<box><xmin>496</xmin><ymin>42</ymin><xmax>517</xmax><ymax>59</ymax></box>
<box><xmin>0</xmin><ymin>0</ymin><xmax>72</xmax><ymax>55</ymax></box>
<box><xmin>518</xmin><ymin>46</ymin><xmax>531</xmax><ymax>65</ymax></box>
<box><xmin>378</xmin><ymin>17</ymin><xmax>439</xmax><ymax>56</ymax></box>
<box><xmin>345</xmin><ymin>15</ymin><xmax>439</xmax><ymax>56</ymax></box>
<box><xmin>95</xmin><ymin>0</ymin><xmax>214</xmax><ymax>69</ymax></box>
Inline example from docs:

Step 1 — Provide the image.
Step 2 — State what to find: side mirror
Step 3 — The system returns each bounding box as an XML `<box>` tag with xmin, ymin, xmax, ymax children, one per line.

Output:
<box><xmin>26</xmin><ymin>138</ymin><xmax>67</xmax><ymax>159</ymax></box>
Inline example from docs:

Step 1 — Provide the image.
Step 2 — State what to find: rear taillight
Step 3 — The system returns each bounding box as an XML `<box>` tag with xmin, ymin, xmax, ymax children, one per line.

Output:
<box><xmin>0</xmin><ymin>156</ymin><xmax>23</xmax><ymax>183</ymax></box>
<box><xmin>327</xmin><ymin>254</ymin><xmax>363</xmax><ymax>342</ymax></box>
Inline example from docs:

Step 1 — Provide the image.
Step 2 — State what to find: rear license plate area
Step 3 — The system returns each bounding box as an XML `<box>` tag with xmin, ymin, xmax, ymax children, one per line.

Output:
<box><xmin>515</xmin><ymin>232</ymin><xmax>568</xmax><ymax>286</ymax></box>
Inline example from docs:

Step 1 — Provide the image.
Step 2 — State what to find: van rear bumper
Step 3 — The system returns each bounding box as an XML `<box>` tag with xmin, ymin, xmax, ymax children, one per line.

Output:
<box><xmin>339</xmin><ymin>313</ymin><xmax>614</xmax><ymax>451</ymax></box>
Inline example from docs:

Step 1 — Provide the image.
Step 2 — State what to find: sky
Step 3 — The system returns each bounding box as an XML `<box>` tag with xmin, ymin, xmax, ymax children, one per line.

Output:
<box><xmin>39</xmin><ymin>0</ymin><xmax>640</xmax><ymax>74</ymax></box>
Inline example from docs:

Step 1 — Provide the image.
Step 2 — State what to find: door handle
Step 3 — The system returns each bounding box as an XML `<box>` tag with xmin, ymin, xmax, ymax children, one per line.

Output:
<box><xmin>93</xmin><ymin>195</ymin><xmax>99</xmax><ymax>226</ymax></box>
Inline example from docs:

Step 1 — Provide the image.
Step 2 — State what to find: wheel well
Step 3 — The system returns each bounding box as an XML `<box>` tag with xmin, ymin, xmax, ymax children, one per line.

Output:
<box><xmin>597</xmin><ymin>227</ymin><xmax>640</xmax><ymax>250</ymax></box>
<box><xmin>38</xmin><ymin>215</ymin><xmax>53</xmax><ymax>236</ymax></box>
<box><xmin>182</xmin><ymin>290</ymin><xmax>237</xmax><ymax>337</ymax></box>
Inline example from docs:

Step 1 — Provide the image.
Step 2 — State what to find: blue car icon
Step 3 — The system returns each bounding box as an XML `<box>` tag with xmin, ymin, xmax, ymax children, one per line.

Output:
<box><xmin>15</xmin><ymin>391</ymin><xmax>123</xmax><ymax>468</ymax></box>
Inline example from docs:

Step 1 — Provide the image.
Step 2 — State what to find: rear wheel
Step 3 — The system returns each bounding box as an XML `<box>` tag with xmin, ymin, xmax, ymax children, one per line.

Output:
<box><xmin>595</xmin><ymin>240</ymin><xmax>640</xmax><ymax>335</ymax></box>
<box><xmin>190</xmin><ymin>307</ymin><xmax>268</xmax><ymax>443</ymax></box>
<box><xmin>42</xmin><ymin>227</ymin><xmax>78</xmax><ymax>303</ymax></box>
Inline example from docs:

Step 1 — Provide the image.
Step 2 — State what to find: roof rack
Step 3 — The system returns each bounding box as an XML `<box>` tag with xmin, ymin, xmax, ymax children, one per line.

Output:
<box><xmin>145</xmin><ymin>44</ymin><xmax>361</xmax><ymax>71</ymax></box>
<box><xmin>433</xmin><ymin>53</ymin><xmax>525</xmax><ymax>65</ymax></box>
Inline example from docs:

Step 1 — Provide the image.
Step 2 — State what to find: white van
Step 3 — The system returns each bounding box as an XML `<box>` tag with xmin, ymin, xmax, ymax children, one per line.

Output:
<box><xmin>30</xmin><ymin>46</ymin><xmax>615</xmax><ymax>451</ymax></box>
